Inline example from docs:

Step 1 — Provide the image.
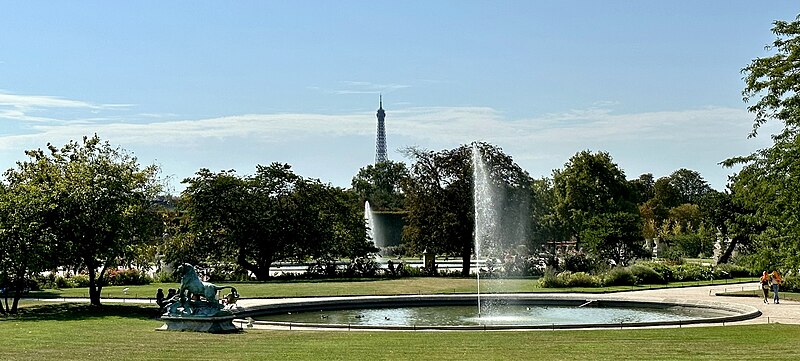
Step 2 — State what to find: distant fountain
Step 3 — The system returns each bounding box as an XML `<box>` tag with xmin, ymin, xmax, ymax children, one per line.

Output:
<box><xmin>364</xmin><ymin>201</ymin><xmax>383</xmax><ymax>254</ymax></box>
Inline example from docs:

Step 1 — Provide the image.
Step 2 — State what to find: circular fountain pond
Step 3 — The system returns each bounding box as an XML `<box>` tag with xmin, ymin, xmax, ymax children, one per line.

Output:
<box><xmin>237</xmin><ymin>294</ymin><xmax>761</xmax><ymax>330</ymax></box>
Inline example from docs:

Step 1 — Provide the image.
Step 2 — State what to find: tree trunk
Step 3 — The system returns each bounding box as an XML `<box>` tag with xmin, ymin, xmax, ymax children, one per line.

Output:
<box><xmin>716</xmin><ymin>235</ymin><xmax>739</xmax><ymax>265</ymax></box>
<box><xmin>11</xmin><ymin>294</ymin><xmax>20</xmax><ymax>314</ymax></box>
<box><xmin>460</xmin><ymin>243</ymin><xmax>471</xmax><ymax>277</ymax></box>
<box><xmin>238</xmin><ymin>254</ymin><xmax>271</xmax><ymax>281</ymax></box>
<box><xmin>87</xmin><ymin>267</ymin><xmax>103</xmax><ymax>306</ymax></box>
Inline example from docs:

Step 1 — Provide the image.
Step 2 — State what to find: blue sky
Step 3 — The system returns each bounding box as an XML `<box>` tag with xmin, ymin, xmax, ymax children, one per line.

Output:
<box><xmin>0</xmin><ymin>1</ymin><xmax>796</xmax><ymax>192</ymax></box>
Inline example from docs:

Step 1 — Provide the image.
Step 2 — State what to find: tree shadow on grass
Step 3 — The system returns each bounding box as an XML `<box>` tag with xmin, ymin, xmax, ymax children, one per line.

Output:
<box><xmin>0</xmin><ymin>303</ymin><xmax>160</xmax><ymax>322</ymax></box>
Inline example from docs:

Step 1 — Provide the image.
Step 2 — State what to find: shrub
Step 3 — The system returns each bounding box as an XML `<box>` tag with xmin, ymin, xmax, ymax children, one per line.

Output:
<box><xmin>636</xmin><ymin>262</ymin><xmax>675</xmax><ymax>283</ymax></box>
<box><xmin>55</xmin><ymin>276</ymin><xmax>74</xmax><ymax>289</ymax></box>
<box><xmin>601</xmin><ymin>267</ymin><xmax>638</xmax><ymax>287</ymax></box>
<box><xmin>672</xmin><ymin>264</ymin><xmax>713</xmax><ymax>282</ymax></box>
<box><xmin>564</xmin><ymin>272</ymin><xmax>601</xmax><ymax>287</ymax></box>
<box><xmin>629</xmin><ymin>264</ymin><xmax>665</xmax><ymax>284</ymax></box>
<box><xmin>562</xmin><ymin>252</ymin><xmax>592</xmax><ymax>273</ymax></box>
<box><xmin>538</xmin><ymin>271</ymin><xmax>563</xmax><ymax>288</ymax></box>
<box><xmin>346</xmin><ymin>257</ymin><xmax>379</xmax><ymax>277</ymax></box>
<box><xmin>106</xmin><ymin>268</ymin><xmax>151</xmax><ymax>286</ymax></box>
<box><xmin>70</xmin><ymin>274</ymin><xmax>91</xmax><ymax>287</ymax></box>
<box><xmin>659</xmin><ymin>248</ymin><xmax>685</xmax><ymax>265</ymax></box>
<box><xmin>714</xmin><ymin>263</ymin><xmax>753</xmax><ymax>279</ymax></box>
<box><xmin>154</xmin><ymin>270</ymin><xmax>178</xmax><ymax>283</ymax></box>
<box><xmin>782</xmin><ymin>276</ymin><xmax>799</xmax><ymax>293</ymax></box>
<box><xmin>540</xmin><ymin>271</ymin><xmax>601</xmax><ymax>288</ymax></box>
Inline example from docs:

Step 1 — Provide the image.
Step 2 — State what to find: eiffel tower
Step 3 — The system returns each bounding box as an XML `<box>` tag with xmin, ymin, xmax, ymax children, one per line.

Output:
<box><xmin>375</xmin><ymin>95</ymin><xmax>387</xmax><ymax>163</ymax></box>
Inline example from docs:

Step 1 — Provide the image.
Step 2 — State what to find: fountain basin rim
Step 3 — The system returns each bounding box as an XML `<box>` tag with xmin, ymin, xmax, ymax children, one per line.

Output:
<box><xmin>233</xmin><ymin>294</ymin><xmax>761</xmax><ymax>330</ymax></box>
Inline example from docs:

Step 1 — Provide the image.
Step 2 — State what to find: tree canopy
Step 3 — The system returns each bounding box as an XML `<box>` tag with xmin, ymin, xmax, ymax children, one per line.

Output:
<box><xmin>401</xmin><ymin>143</ymin><xmax>531</xmax><ymax>276</ymax></box>
<box><xmin>3</xmin><ymin>135</ymin><xmax>163</xmax><ymax>306</ymax></box>
<box><xmin>553</xmin><ymin>151</ymin><xmax>645</xmax><ymax>264</ymax></box>
<box><xmin>179</xmin><ymin>163</ymin><xmax>372</xmax><ymax>280</ymax></box>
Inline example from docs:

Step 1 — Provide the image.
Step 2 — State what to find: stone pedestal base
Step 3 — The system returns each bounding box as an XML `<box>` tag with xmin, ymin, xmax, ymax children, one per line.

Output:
<box><xmin>158</xmin><ymin>315</ymin><xmax>239</xmax><ymax>333</ymax></box>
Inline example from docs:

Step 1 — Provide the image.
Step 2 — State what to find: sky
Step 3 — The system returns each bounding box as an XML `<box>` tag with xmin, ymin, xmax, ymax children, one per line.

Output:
<box><xmin>0</xmin><ymin>1</ymin><xmax>796</xmax><ymax>193</ymax></box>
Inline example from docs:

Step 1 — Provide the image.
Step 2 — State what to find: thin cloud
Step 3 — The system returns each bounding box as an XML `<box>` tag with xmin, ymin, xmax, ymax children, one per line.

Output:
<box><xmin>0</xmin><ymin>104</ymin><xmax>756</xmax><ymax>150</ymax></box>
<box><xmin>310</xmin><ymin>81</ymin><xmax>411</xmax><ymax>95</ymax></box>
<box><xmin>0</xmin><ymin>91</ymin><xmax>131</xmax><ymax>123</ymax></box>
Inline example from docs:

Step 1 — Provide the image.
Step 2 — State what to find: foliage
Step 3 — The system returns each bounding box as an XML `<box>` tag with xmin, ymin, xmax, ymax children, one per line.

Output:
<box><xmin>668</xmin><ymin>169</ymin><xmax>711</xmax><ymax>205</ymax></box>
<box><xmin>105</xmin><ymin>268</ymin><xmax>152</xmax><ymax>286</ymax></box>
<box><xmin>538</xmin><ymin>271</ymin><xmax>601</xmax><ymax>288</ymax></box>
<box><xmin>628</xmin><ymin>264</ymin><xmax>666</xmax><ymax>284</ymax></box>
<box><xmin>401</xmin><ymin>142</ymin><xmax>531</xmax><ymax>276</ymax></box>
<box><xmin>180</xmin><ymin>163</ymin><xmax>374</xmax><ymax>280</ymax></box>
<box><xmin>2</xmin><ymin>136</ymin><xmax>163</xmax><ymax>307</ymax></box>
<box><xmin>552</xmin><ymin>151</ymin><xmax>644</xmax><ymax>264</ymax></box>
<box><xmin>0</xmin><ymin>179</ymin><xmax>57</xmax><ymax>313</ymax></box>
<box><xmin>351</xmin><ymin>160</ymin><xmax>409</xmax><ymax>211</ymax></box>
<box><xmin>561</xmin><ymin>251</ymin><xmax>593</xmax><ymax>273</ymax></box>
<box><xmin>720</xmin><ymin>15</ymin><xmax>800</xmax><ymax>272</ymax></box>
<box><xmin>345</xmin><ymin>257</ymin><xmax>380</xmax><ymax>277</ymax></box>
<box><xmin>601</xmin><ymin>267</ymin><xmax>638</xmax><ymax>287</ymax></box>
<box><xmin>782</xmin><ymin>276</ymin><xmax>799</xmax><ymax>292</ymax></box>
<box><xmin>629</xmin><ymin>173</ymin><xmax>655</xmax><ymax>204</ymax></box>
<box><xmin>580</xmin><ymin>212</ymin><xmax>647</xmax><ymax>266</ymax></box>
<box><xmin>741</xmin><ymin>14</ymin><xmax>800</xmax><ymax>137</ymax></box>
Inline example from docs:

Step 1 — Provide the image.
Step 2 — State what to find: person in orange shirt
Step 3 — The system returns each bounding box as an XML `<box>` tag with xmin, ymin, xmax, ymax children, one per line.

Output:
<box><xmin>770</xmin><ymin>270</ymin><xmax>782</xmax><ymax>304</ymax></box>
<box><xmin>760</xmin><ymin>271</ymin><xmax>771</xmax><ymax>303</ymax></box>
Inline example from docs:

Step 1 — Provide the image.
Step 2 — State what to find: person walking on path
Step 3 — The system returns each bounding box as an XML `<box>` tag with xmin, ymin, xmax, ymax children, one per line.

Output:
<box><xmin>760</xmin><ymin>271</ymin><xmax>771</xmax><ymax>303</ymax></box>
<box><xmin>771</xmin><ymin>270</ymin><xmax>783</xmax><ymax>304</ymax></box>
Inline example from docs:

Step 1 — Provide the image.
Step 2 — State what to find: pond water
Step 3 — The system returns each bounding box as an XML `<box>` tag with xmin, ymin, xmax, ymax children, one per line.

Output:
<box><xmin>254</xmin><ymin>304</ymin><xmax>731</xmax><ymax>327</ymax></box>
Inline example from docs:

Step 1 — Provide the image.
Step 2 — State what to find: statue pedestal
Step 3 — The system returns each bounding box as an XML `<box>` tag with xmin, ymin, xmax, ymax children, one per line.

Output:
<box><xmin>158</xmin><ymin>315</ymin><xmax>239</xmax><ymax>333</ymax></box>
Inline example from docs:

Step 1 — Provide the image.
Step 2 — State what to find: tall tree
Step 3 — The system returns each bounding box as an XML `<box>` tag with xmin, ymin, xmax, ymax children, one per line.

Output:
<box><xmin>9</xmin><ymin>136</ymin><xmax>162</xmax><ymax>306</ymax></box>
<box><xmin>721</xmin><ymin>14</ymin><xmax>800</xmax><ymax>271</ymax></box>
<box><xmin>553</xmin><ymin>151</ymin><xmax>645</xmax><ymax>264</ymax></box>
<box><xmin>181</xmin><ymin>163</ymin><xmax>372</xmax><ymax>280</ymax></box>
<box><xmin>402</xmin><ymin>143</ymin><xmax>531</xmax><ymax>276</ymax></box>
<box><xmin>351</xmin><ymin>161</ymin><xmax>409</xmax><ymax>211</ymax></box>
<box><xmin>724</xmin><ymin>136</ymin><xmax>800</xmax><ymax>270</ymax></box>
<box><xmin>0</xmin><ymin>181</ymin><xmax>56</xmax><ymax>313</ymax></box>
<box><xmin>742</xmin><ymin>15</ymin><xmax>800</xmax><ymax>138</ymax></box>
<box><xmin>668</xmin><ymin>169</ymin><xmax>711</xmax><ymax>205</ymax></box>
<box><xmin>629</xmin><ymin>173</ymin><xmax>655</xmax><ymax>204</ymax></box>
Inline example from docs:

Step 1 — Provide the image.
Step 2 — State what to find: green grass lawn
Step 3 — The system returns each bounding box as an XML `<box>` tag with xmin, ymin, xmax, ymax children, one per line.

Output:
<box><xmin>27</xmin><ymin>277</ymin><xmax>756</xmax><ymax>300</ymax></box>
<box><xmin>1</xmin><ymin>302</ymin><xmax>797</xmax><ymax>361</ymax></box>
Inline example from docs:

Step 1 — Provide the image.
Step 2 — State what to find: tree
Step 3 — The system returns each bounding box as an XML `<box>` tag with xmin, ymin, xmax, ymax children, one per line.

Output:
<box><xmin>181</xmin><ymin>163</ymin><xmax>372</xmax><ymax>280</ymax></box>
<box><xmin>742</xmin><ymin>15</ymin><xmax>800</xmax><ymax>138</ymax></box>
<box><xmin>8</xmin><ymin>136</ymin><xmax>162</xmax><ymax>306</ymax></box>
<box><xmin>553</xmin><ymin>151</ymin><xmax>644</xmax><ymax>264</ymax></box>
<box><xmin>720</xmin><ymin>14</ymin><xmax>800</xmax><ymax>271</ymax></box>
<box><xmin>0</xmin><ymin>181</ymin><xmax>56</xmax><ymax>313</ymax></box>
<box><xmin>629</xmin><ymin>173</ymin><xmax>655</xmax><ymax>204</ymax></box>
<box><xmin>723</xmin><ymin>136</ymin><xmax>800</xmax><ymax>270</ymax></box>
<box><xmin>351</xmin><ymin>161</ymin><xmax>409</xmax><ymax>211</ymax></box>
<box><xmin>580</xmin><ymin>212</ymin><xmax>645</xmax><ymax>265</ymax></box>
<box><xmin>402</xmin><ymin>143</ymin><xmax>531</xmax><ymax>276</ymax></box>
<box><xmin>668</xmin><ymin>169</ymin><xmax>711</xmax><ymax>205</ymax></box>
<box><xmin>528</xmin><ymin>177</ymin><xmax>560</xmax><ymax>247</ymax></box>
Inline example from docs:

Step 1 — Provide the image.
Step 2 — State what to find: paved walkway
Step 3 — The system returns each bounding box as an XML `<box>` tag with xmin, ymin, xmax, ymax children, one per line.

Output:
<box><xmin>25</xmin><ymin>282</ymin><xmax>800</xmax><ymax>327</ymax></box>
<box><xmin>611</xmin><ymin>282</ymin><xmax>799</xmax><ymax>325</ymax></box>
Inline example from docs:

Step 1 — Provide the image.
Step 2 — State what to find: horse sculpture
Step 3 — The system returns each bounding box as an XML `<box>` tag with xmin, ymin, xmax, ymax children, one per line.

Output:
<box><xmin>176</xmin><ymin>263</ymin><xmax>236</xmax><ymax>306</ymax></box>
